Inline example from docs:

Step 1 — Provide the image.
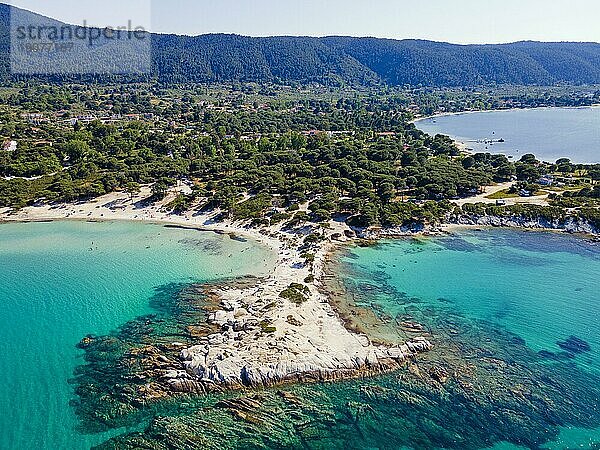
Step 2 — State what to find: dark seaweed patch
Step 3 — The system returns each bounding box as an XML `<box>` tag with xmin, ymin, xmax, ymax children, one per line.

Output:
<box><xmin>178</xmin><ymin>238</ymin><xmax>223</xmax><ymax>255</ymax></box>
<box><xmin>557</xmin><ymin>336</ymin><xmax>592</xmax><ymax>354</ymax></box>
<box><xmin>436</xmin><ymin>237</ymin><xmax>480</xmax><ymax>253</ymax></box>
<box><xmin>75</xmin><ymin>253</ymin><xmax>600</xmax><ymax>450</ymax></box>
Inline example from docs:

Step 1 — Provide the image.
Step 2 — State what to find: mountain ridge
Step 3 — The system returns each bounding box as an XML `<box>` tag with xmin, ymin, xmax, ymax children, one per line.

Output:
<box><xmin>1</xmin><ymin>3</ymin><xmax>600</xmax><ymax>86</ymax></box>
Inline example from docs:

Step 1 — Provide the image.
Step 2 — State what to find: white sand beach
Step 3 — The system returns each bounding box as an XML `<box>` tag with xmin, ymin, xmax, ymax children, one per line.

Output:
<box><xmin>0</xmin><ymin>187</ymin><xmax>433</xmax><ymax>388</ymax></box>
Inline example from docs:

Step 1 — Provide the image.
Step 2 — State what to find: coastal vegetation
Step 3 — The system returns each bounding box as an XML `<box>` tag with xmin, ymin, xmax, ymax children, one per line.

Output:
<box><xmin>1</xmin><ymin>83</ymin><xmax>599</xmax><ymax>231</ymax></box>
<box><xmin>279</xmin><ymin>283</ymin><xmax>310</xmax><ymax>305</ymax></box>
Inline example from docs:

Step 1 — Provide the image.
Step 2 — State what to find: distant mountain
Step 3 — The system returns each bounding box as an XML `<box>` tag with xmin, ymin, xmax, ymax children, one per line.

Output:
<box><xmin>150</xmin><ymin>34</ymin><xmax>380</xmax><ymax>85</ymax></box>
<box><xmin>2</xmin><ymin>3</ymin><xmax>600</xmax><ymax>87</ymax></box>
<box><xmin>322</xmin><ymin>37</ymin><xmax>600</xmax><ymax>86</ymax></box>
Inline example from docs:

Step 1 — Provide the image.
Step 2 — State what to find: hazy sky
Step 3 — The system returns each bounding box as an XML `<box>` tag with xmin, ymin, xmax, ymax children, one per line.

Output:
<box><xmin>8</xmin><ymin>0</ymin><xmax>600</xmax><ymax>44</ymax></box>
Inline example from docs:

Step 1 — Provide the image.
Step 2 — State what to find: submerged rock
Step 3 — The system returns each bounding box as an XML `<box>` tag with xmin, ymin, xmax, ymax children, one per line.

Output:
<box><xmin>557</xmin><ymin>335</ymin><xmax>592</xmax><ymax>354</ymax></box>
<box><xmin>80</xmin><ymin>247</ymin><xmax>600</xmax><ymax>450</ymax></box>
<box><xmin>538</xmin><ymin>349</ymin><xmax>576</xmax><ymax>361</ymax></box>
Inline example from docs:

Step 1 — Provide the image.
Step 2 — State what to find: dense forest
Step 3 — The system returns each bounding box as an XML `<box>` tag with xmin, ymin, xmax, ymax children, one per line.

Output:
<box><xmin>1</xmin><ymin>4</ymin><xmax>600</xmax><ymax>86</ymax></box>
<box><xmin>150</xmin><ymin>36</ymin><xmax>600</xmax><ymax>86</ymax></box>
<box><xmin>0</xmin><ymin>98</ymin><xmax>477</xmax><ymax>227</ymax></box>
<box><xmin>2</xmin><ymin>83</ymin><xmax>599</xmax><ymax>230</ymax></box>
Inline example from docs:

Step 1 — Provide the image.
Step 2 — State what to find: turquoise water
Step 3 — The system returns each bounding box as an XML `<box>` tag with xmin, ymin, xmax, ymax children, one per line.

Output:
<box><xmin>341</xmin><ymin>229</ymin><xmax>600</xmax><ymax>448</ymax></box>
<box><xmin>4</xmin><ymin>222</ymin><xmax>600</xmax><ymax>449</ymax></box>
<box><xmin>415</xmin><ymin>106</ymin><xmax>600</xmax><ymax>163</ymax></box>
<box><xmin>82</xmin><ymin>228</ymin><xmax>600</xmax><ymax>449</ymax></box>
<box><xmin>345</xmin><ymin>230</ymin><xmax>600</xmax><ymax>371</ymax></box>
<box><xmin>0</xmin><ymin>221</ymin><xmax>274</xmax><ymax>450</ymax></box>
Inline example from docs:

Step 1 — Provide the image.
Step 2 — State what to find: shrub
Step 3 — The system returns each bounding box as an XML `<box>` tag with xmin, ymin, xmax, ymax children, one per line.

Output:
<box><xmin>279</xmin><ymin>283</ymin><xmax>310</xmax><ymax>305</ymax></box>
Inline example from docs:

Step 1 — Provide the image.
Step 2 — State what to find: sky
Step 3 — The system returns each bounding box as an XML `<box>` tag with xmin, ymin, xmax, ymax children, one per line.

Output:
<box><xmin>7</xmin><ymin>0</ymin><xmax>600</xmax><ymax>44</ymax></box>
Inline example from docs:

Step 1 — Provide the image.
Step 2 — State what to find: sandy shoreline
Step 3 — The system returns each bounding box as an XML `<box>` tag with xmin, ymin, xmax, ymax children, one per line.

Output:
<box><xmin>411</xmin><ymin>104</ymin><xmax>600</xmax><ymax>124</ymax></box>
<box><xmin>0</xmin><ymin>187</ymin><xmax>433</xmax><ymax>389</ymax></box>
<box><xmin>2</xmin><ymin>186</ymin><xmax>596</xmax><ymax>392</ymax></box>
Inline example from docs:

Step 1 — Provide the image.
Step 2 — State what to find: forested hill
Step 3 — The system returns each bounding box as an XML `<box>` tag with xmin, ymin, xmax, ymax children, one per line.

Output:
<box><xmin>321</xmin><ymin>38</ymin><xmax>600</xmax><ymax>86</ymax></box>
<box><xmin>1</xmin><ymin>3</ymin><xmax>600</xmax><ymax>86</ymax></box>
<box><xmin>152</xmin><ymin>36</ymin><xmax>600</xmax><ymax>86</ymax></box>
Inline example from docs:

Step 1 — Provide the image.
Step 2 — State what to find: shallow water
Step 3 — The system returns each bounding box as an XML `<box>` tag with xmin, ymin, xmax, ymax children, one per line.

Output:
<box><xmin>4</xmin><ymin>223</ymin><xmax>600</xmax><ymax>449</ymax></box>
<box><xmin>345</xmin><ymin>230</ymin><xmax>600</xmax><ymax>372</ymax></box>
<box><xmin>78</xmin><ymin>228</ymin><xmax>600</xmax><ymax>450</ymax></box>
<box><xmin>415</xmin><ymin>107</ymin><xmax>600</xmax><ymax>163</ymax></box>
<box><xmin>0</xmin><ymin>221</ymin><xmax>274</xmax><ymax>450</ymax></box>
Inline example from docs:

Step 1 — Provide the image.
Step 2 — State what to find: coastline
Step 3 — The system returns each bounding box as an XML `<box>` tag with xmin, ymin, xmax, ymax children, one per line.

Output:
<box><xmin>410</xmin><ymin>107</ymin><xmax>528</xmax><ymax>153</ymax></box>
<box><xmin>2</xmin><ymin>186</ymin><xmax>597</xmax><ymax>394</ymax></box>
<box><xmin>412</xmin><ymin>104</ymin><xmax>600</xmax><ymax>163</ymax></box>
<box><xmin>0</xmin><ymin>187</ymin><xmax>433</xmax><ymax>391</ymax></box>
<box><xmin>78</xmin><ymin>202</ymin><xmax>600</xmax><ymax>449</ymax></box>
<box><xmin>411</xmin><ymin>104</ymin><xmax>600</xmax><ymax>124</ymax></box>
<box><xmin>5</xmin><ymin>183</ymin><xmax>600</xmax><ymax>450</ymax></box>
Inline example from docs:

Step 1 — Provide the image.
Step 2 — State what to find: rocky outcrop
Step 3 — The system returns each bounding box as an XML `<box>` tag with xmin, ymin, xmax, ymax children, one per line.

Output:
<box><xmin>451</xmin><ymin>214</ymin><xmax>598</xmax><ymax>234</ymax></box>
<box><xmin>68</xmin><ymin>214</ymin><xmax>436</xmax><ymax>435</ymax></box>
<box><xmin>172</xmin><ymin>226</ymin><xmax>433</xmax><ymax>390</ymax></box>
<box><xmin>180</xmin><ymin>336</ymin><xmax>432</xmax><ymax>388</ymax></box>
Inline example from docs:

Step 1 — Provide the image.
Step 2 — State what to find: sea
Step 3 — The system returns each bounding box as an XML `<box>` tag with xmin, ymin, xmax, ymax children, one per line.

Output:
<box><xmin>2</xmin><ymin>222</ymin><xmax>600</xmax><ymax>449</ymax></box>
<box><xmin>83</xmin><ymin>228</ymin><xmax>600</xmax><ymax>450</ymax></box>
<box><xmin>0</xmin><ymin>221</ymin><xmax>274</xmax><ymax>450</ymax></box>
<box><xmin>415</xmin><ymin>106</ymin><xmax>600</xmax><ymax>164</ymax></box>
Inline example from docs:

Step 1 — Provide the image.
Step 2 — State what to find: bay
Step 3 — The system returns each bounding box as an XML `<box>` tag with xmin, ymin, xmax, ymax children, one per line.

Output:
<box><xmin>415</xmin><ymin>107</ymin><xmax>600</xmax><ymax>163</ymax></box>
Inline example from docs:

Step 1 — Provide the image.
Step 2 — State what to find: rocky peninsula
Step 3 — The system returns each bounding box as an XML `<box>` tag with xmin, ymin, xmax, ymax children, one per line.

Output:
<box><xmin>0</xmin><ymin>186</ymin><xmax>434</xmax><ymax>393</ymax></box>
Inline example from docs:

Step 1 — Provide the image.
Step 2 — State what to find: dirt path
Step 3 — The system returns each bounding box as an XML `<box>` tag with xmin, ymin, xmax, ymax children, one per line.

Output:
<box><xmin>453</xmin><ymin>182</ymin><xmax>552</xmax><ymax>207</ymax></box>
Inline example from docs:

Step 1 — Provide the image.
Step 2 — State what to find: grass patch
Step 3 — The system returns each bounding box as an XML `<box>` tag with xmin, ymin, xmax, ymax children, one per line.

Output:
<box><xmin>259</xmin><ymin>320</ymin><xmax>277</xmax><ymax>334</ymax></box>
<box><xmin>279</xmin><ymin>283</ymin><xmax>310</xmax><ymax>305</ymax></box>
<box><xmin>486</xmin><ymin>190</ymin><xmax>520</xmax><ymax>200</ymax></box>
